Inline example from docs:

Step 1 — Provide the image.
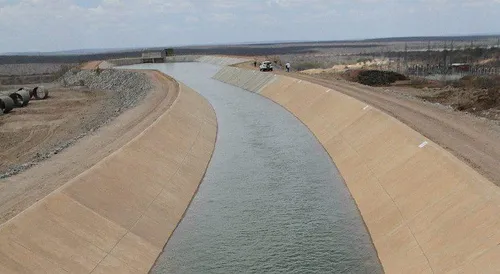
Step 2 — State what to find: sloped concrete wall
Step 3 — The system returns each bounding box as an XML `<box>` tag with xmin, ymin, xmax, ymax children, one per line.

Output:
<box><xmin>105</xmin><ymin>58</ymin><xmax>143</xmax><ymax>67</ymax></box>
<box><xmin>0</xmin><ymin>76</ymin><xmax>217</xmax><ymax>273</ymax></box>
<box><xmin>196</xmin><ymin>56</ymin><xmax>249</xmax><ymax>66</ymax></box>
<box><xmin>165</xmin><ymin>55</ymin><xmax>201</xmax><ymax>63</ymax></box>
<box><xmin>213</xmin><ymin>67</ymin><xmax>500</xmax><ymax>273</ymax></box>
<box><xmin>213</xmin><ymin>66</ymin><xmax>277</xmax><ymax>93</ymax></box>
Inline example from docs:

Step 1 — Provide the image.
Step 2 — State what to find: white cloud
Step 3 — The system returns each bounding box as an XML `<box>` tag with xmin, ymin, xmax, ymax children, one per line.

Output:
<box><xmin>208</xmin><ymin>12</ymin><xmax>236</xmax><ymax>22</ymax></box>
<box><xmin>0</xmin><ymin>0</ymin><xmax>498</xmax><ymax>53</ymax></box>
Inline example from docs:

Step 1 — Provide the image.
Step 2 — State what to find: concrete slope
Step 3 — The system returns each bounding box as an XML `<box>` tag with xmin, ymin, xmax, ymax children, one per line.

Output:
<box><xmin>0</xmin><ymin>74</ymin><xmax>217</xmax><ymax>273</ymax></box>
<box><xmin>213</xmin><ymin>67</ymin><xmax>500</xmax><ymax>273</ymax></box>
<box><xmin>196</xmin><ymin>56</ymin><xmax>249</xmax><ymax>66</ymax></box>
<box><xmin>213</xmin><ymin>66</ymin><xmax>277</xmax><ymax>93</ymax></box>
<box><xmin>165</xmin><ymin>55</ymin><xmax>200</xmax><ymax>63</ymax></box>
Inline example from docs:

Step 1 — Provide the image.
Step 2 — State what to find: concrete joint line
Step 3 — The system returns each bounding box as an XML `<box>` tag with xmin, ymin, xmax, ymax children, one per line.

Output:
<box><xmin>92</xmin><ymin>113</ymin><xmax>205</xmax><ymax>274</ymax></box>
<box><xmin>339</xmin><ymin>134</ymin><xmax>435</xmax><ymax>274</ymax></box>
<box><xmin>88</xmin><ymin>74</ymin><xmax>186</xmax><ymax>273</ymax></box>
<box><xmin>11</xmin><ymin>239</ymin><xmax>72</xmax><ymax>273</ymax></box>
<box><xmin>419</xmin><ymin>141</ymin><xmax>429</xmax><ymax>148</ymax></box>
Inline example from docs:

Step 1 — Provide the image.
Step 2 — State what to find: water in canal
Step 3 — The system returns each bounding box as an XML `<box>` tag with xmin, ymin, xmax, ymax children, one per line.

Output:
<box><xmin>124</xmin><ymin>63</ymin><xmax>383</xmax><ymax>274</ymax></box>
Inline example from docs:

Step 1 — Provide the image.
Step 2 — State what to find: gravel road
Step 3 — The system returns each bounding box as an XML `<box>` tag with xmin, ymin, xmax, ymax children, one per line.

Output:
<box><xmin>285</xmin><ymin>71</ymin><xmax>500</xmax><ymax>186</ymax></box>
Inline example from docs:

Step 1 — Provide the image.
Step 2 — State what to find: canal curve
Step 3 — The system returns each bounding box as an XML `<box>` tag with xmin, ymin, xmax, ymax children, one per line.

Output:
<box><xmin>123</xmin><ymin>63</ymin><xmax>383</xmax><ymax>274</ymax></box>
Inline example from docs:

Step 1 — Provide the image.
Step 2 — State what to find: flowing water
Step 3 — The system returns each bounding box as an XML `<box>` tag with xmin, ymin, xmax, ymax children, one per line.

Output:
<box><xmin>124</xmin><ymin>63</ymin><xmax>383</xmax><ymax>274</ymax></box>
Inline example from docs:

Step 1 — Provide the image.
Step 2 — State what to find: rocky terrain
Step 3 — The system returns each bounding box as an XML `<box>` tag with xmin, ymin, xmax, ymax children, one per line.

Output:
<box><xmin>0</xmin><ymin>63</ymin><xmax>76</xmax><ymax>76</ymax></box>
<box><xmin>0</xmin><ymin>68</ymin><xmax>152</xmax><ymax>178</ymax></box>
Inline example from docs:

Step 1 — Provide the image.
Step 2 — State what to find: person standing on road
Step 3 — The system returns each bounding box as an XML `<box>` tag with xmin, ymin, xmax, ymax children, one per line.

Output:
<box><xmin>285</xmin><ymin>62</ymin><xmax>291</xmax><ymax>72</ymax></box>
<box><xmin>254</xmin><ymin>61</ymin><xmax>257</xmax><ymax>67</ymax></box>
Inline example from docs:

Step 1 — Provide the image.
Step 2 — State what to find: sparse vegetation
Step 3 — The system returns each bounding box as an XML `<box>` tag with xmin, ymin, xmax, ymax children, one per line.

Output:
<box><xmin>294</xmin><ymin>62</ymin><xmax>323</xmax><ymax>71</ymax></box>
<box><xmin>345</xmin><ymin>70</ymin><xmax>408</xmax><ymax>86</ymax></box>
<box><xmin>0</xmin><ymin>63</ymin><xmax>77</xmax><ymax>85</ymax></box>
<box><xmin>357</xmin><ymin>58</ymin><xmax>373</xmax><ymax>64</ymax></box>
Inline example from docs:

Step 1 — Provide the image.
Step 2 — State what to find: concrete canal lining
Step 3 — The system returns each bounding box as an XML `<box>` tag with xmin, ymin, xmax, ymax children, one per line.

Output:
<box><xmin>0</xmin><ymin>73</ymin><xmax>217</xmax><ymax>273</ymax></box>
<box><xmin>125</xmin><ymin>62</ymin><xmax>383</xmax><ymax>273</ymax></box>
<box><xmin>214</xmin><ymin>65</ymin><xmax>500</xmax><ymax>273</ymax></box>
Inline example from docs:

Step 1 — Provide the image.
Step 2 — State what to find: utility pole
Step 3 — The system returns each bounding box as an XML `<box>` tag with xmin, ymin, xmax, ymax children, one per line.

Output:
<box><xmin>443</xmin><ymin>41</ymin><xmax>448</xmax><ymax>69</ymax></box>
<box><xmin>450</xmin><ymin>40</ymin><xmax>453</xmax><ymax>66</ymax></box>
<box><xmin>427</xmin><ymin>41</ymin><xmax>431</xmax><ymax>66</ymax></box>
<box><xmin>404</xmin><ymin>42</ymin><xmax>408</xmax><ymax>73</ymax></box>
<box><xmin>396</xmin><ymin>52</ymin><xmax>401</xmax><ymax>73</ymax></box>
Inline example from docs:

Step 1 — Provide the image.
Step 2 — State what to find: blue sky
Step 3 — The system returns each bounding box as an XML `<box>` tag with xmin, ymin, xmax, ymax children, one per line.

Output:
<box><xmin>0</xmin><ymin>0</ymin><xmax>499</xmax><ymax>53</ymax></box>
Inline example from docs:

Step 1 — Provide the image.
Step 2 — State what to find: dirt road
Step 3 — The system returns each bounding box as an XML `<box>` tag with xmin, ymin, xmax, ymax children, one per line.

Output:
<box><xmin>236</xmin><ymin>62</ymin><xmax>500</xmax><ymax>186</ymax></box>
<box><xmin>80</xmin><ymin>61</ymin><xmax>101</xmax><ymax>70</ymax></box>
<box><xmin>0</xmin><ymin>71</ymin><xmax>178</xmax><ymax>224</ymax></box>
<box><xmin>291</xmin><ymin>73</ymin><xmax>500</xmax><ymax>186</ymax></box>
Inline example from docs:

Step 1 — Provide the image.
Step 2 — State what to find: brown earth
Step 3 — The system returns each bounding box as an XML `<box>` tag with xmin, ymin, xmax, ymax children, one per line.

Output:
<box><xmin>0</xmin><ymin>86</ymin><xmax>110</xmax><ymax>174</ymax></box>
<box><xmin>314</xmin><ymin>72</ymin><xmax>500</xmax><ymax>121</ymax></box>
<box><xmin>235</xmin><ymin>61</ymin><xmax>500</xmax><ymax>186</ymax></box>
<box><xmin>0</xmin><ymin>70</ymin><xmax>176</xmax><ymax>224</ymax></box>
<box><xmin>80</xmin><ymin>61</ymin><xmax>101</xmax><ymax>70</ymax></box>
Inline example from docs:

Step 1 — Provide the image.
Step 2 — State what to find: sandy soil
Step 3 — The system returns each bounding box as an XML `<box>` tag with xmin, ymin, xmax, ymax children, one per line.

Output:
<box><xmin>301</xmin><ymin>59</ymin><xmax>389</xmax><ymax>74</ymax></box>
<box><xmin>80</xmin><ymin>61</ymin><xmax>101</xmax><ymax>70</ymax></box>
<box><xmin>0</xmin><ymin>70</ymin><xmax>178</xmax><ymax>224</ymax></box>
<box><xmin>236</xmin><ymin>61</ymin><xmax>500</xmax><ymax>186</ymax></box>
<box><xmin>0</xmin><ymin>86</ymin><xmax>110</xmax><ymax>175</ymax></box>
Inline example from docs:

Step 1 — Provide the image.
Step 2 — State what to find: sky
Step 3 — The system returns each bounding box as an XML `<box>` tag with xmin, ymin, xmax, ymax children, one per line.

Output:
<box><xmin>0</xmin><ymin>0</ymin><xmax>499</xmax><ymax>53</ymax></box>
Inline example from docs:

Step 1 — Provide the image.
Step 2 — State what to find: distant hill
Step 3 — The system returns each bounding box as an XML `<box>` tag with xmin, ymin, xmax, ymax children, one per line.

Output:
<box><xmin>363</xmin><ymin>35</ymin><xmax>500</xmax><ymax>43</ymax></box>
<box><xmin>3</xmin><ymin>34</ymin><xmax>499</xmax><ymax>56</ymax></box>
<box><xmin>2</xmin><ymin>34</ymin><xmax>499</xmax><ymax>64</ymax></box>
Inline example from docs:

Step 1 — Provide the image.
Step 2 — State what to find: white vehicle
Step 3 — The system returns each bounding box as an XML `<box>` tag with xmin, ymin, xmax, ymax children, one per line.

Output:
<box><xmin>259</xmin><ymin>61</ymin><xmax>273</xmax><ymax>72</ymax></box>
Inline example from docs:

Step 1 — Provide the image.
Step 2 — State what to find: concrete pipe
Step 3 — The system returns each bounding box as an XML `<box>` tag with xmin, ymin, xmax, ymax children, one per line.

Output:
<box><xmin>9</xmin><ymin>89</ymin><xmax>30</xmax><ymax>107</ymax></box>
<box><xmin>33</xmin><ymin>86</ymin><xmax>49</xmax><ymax>100</ymax></box>
<box><xmin>18</xmin><ymin>87</ymin><xmax>34</xmax><ymax>99</ymax></box>
<box><xmin>0</xmin><ymin>96</ymin><xmax>14</xmax><ymax>114</ymax></box>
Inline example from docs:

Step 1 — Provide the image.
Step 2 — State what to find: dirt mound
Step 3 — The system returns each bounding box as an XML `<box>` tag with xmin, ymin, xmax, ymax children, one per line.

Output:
<box><xmin>417</xmin><ymin>76</ymin><xmax>500</xmax><ymax>119</ymax></box>
<box><xmin>357</xmin><ymin>70</ymin><xmax>408</xmax><ymax>86</ymax></box>
<box><xmin>342</xmin><ymin>69</ymin><xmax>408</xmax><ymax>86</ymax></box>
<box><xmin>342</xmin><ymin>69</ymin><xmax>363</xmax><ymax>82</ymax></box>
<box><xmin>422</xmin><ymin>88</ymin><xmax>499</xmax><ymax>112</ymax></box>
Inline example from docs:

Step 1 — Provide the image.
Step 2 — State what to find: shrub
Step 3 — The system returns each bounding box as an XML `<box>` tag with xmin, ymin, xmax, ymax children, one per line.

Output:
<box><xmin>357</xmin><ymin>70</ymin><xmax>408</xmax><ymax>86</ymax></box>
<box><xmin>294</xmin><ymin>62</ymin><xmax>323</xmax><ymax>71</ymax></box>
<box><xmin>357</xmin><ymin>58</ymin><xmax>372</xmax><ymax>64</ymax></box>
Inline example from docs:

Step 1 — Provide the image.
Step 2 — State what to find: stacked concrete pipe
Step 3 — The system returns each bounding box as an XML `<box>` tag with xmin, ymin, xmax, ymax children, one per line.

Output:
<box><xmin>10</xmin><ymin>89</ymin><xmax>31</xmax><ymax>107</ymax></box>
<box><xmin>32</xmin><ymin>86</ymin><xmax>49</xmax><ymax>100</ymax></box>
<box><xmin>0</xmin><ymin>95</ymin><xmax>14</xmax><ymax>114</ymax></box>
